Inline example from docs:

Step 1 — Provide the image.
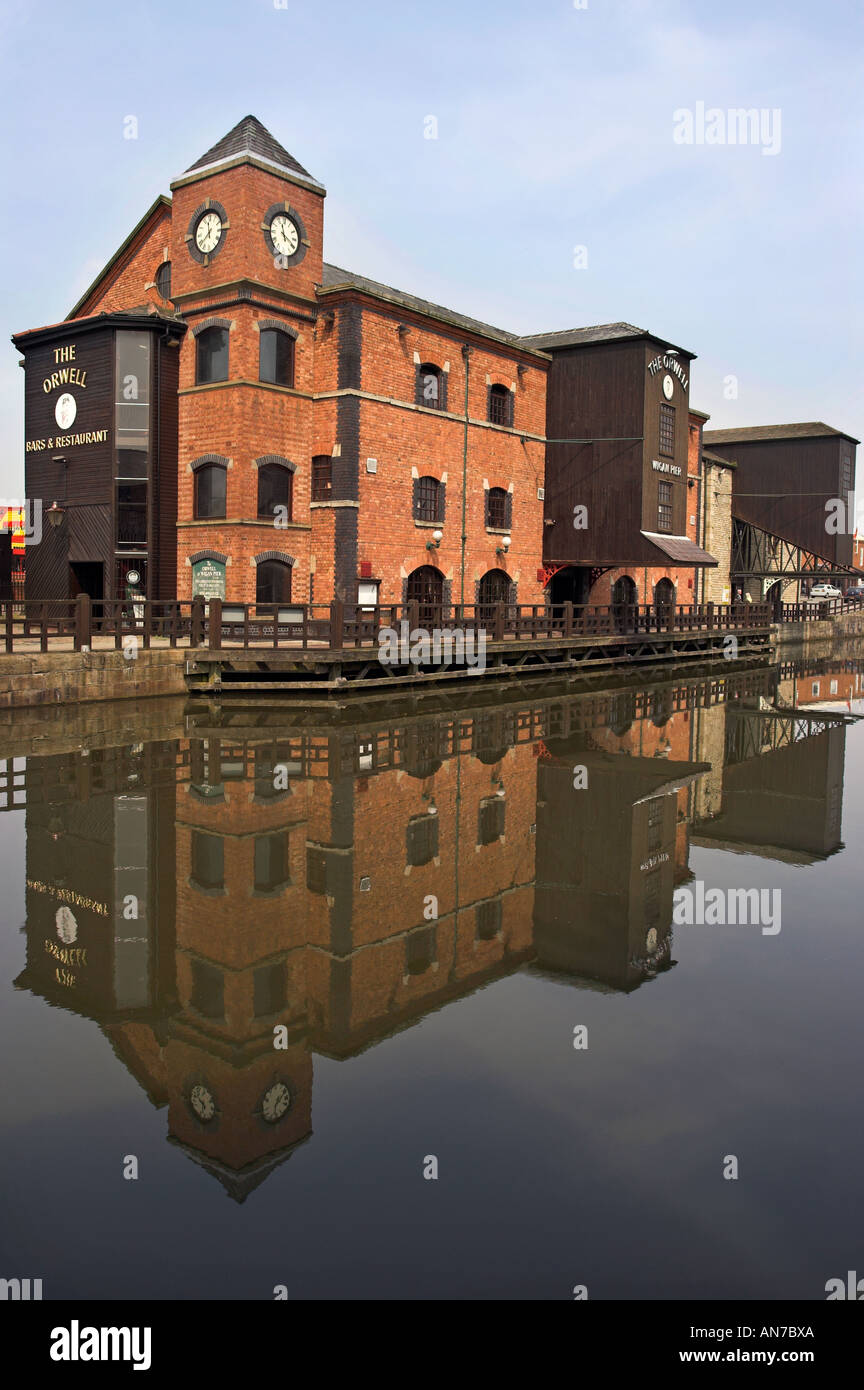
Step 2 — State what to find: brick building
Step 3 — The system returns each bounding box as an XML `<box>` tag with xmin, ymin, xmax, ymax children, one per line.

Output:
<box><xmin>12</xmin><ymin>115</ymin><xmax>725</xmax><ymax>615</ymax></box>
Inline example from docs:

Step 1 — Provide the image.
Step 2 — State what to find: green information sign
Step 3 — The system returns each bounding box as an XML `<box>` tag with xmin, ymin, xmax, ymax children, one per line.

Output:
<box><xmin>192</xmin><ymin>558</ymin><xmax>226</xmax><ymax>601</ymax></box>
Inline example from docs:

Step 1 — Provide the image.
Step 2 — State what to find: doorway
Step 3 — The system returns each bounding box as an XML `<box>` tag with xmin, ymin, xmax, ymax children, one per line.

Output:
<box><xmin>406</xmin><ymin>565</ymin><xmax>444</xmax><ymax>626</ymax></box>
<box><xmin>477</xmin><ymin>569</ymin><xmax>510</xmax><ymax>623</ymax></box>
<box><xmin>611</xmin><ymin>575</ymin><xmax>638</xmax><ymax>632</ymax></box>
<box><xmin>548</xmin><ymin>566</ymin><xmax>591</xmax><ymax>608</ymax></box>
<box><xmin>69</xmin><ymin>562</ymin><xmax>104</xmax><ymax>602</ymax></box>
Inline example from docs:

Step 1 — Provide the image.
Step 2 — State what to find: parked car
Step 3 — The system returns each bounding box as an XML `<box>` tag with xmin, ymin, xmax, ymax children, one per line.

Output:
<box><xmin>808</xmin><ymin>583</ymin><xmax>842</xmax><ymax>599</ymax></box>
<box><xmin>844</xmin><ymin>585</ymin><xmax>864</xmax><ymax>604</ymax></box>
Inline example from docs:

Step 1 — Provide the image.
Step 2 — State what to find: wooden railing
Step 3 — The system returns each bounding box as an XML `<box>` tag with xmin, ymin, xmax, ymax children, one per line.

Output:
<box><xmin>0</xmin><ymin>595</ymin><xmax>775</xmax><ymax>655</ymax></box>
<box><xmin>778</xmin><ymin>596</ymin><xmax>860</xmax><ymax>622</ymax></box>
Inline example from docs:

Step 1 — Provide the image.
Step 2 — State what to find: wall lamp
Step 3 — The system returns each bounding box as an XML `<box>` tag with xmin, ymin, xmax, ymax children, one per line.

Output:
<box><xmin>46</xmin><ymin>500</ymin><xmax>66</xmax><ymax>529</ymax></box>
<box><xmin>426</xmin><ymin>529</ymin><xmax>443</xmax><ymax>551</ymax></box>
<box><xmin>495</xmin><ymin>534</ymin><xmax>511</xmax><ymax>556</ymax></box>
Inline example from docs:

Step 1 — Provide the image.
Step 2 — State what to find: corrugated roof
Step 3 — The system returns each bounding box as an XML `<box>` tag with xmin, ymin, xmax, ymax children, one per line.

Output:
<box><xmin>704</xmin><ymin>422</ymin><xmax>859</xmax><ymax>444</ymax></box>
<box><xmin>185</xmin><ymin>115</ymin><xmax>321</xmax><ymax>186</ymax></box>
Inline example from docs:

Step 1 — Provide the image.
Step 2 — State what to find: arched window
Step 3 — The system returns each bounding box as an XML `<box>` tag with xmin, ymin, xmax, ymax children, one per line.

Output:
<box><xmin>258</xmin><ymin>463</ymin><xmax>293</xmax><ymax>521</ymax></box>
<box><xmin>488</xmin><ymin>384</ymin><xmax>513</xmax><ymax>426</ymax></box>
<box><xmin>414</xmin><ymin>475</ymin><xmax>443</xmax><ymax>523</ymax></box>
<box><xmin>194</xmin><ymin>463</ymin><xmax>227</xmax><ymax>519</ymax></box>
<box><xmin>486</xmin><ymin>487</ymin><xmax>510</xmax><ymax>529</ymax></box>
<box><xmin>416</xmin><ymin>363</ymin><xmax>445</xmax><ymax>411</ymax></box>
<box><xmin>406</xmin><ymin>565</ymin><xmax>443</xmax><ymax>625</ymax></box>
<box><xmin>196</xmin><ymin>326</ymin><xmax>229</xmax><ymax>384</ymax></box>
<box><xmin>257</xmin><ymin>559</ymin><xmax>292</xmax><ymax>606</ymax></box>
<box><xmin>477</xmin><ymin>568</ymin><xmax>511</xmax><ymax>622</ymax></box>
<box><xmin>155</xmin><ymin>261</ymin><xmax>171</xmax><ymax>300</ymax></box>
<box><xmin>259</xmin><ymin>328</ymin><xmax>294</xmax><ymax>387</ymax></box>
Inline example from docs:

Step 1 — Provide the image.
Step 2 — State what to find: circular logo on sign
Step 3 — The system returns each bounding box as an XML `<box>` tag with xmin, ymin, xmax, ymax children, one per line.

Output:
<box><xmin>56</xmin><ymin>905</ymin><xmax>78</xmax><ymax>944</ymax></box>
<box><xmin>55</xmin><ymin>392</ymin><xmax>77</xmax><ymax>430</ymax></box>
<box><xmin>126</xmin><ymin>570</ymin><xmax>140</xmax><ymax>586</ymax></box>
<box><xmin>662</xmin><ymin>374</ymin><xmax>674</xmax><ymax>400</ymax></box>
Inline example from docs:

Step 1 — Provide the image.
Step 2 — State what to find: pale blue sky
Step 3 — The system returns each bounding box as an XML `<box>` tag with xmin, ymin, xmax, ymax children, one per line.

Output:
<box><xmin>1</xmin><ymin>0</ymin><xmax>861</xmax><ymax>498</ymax></box>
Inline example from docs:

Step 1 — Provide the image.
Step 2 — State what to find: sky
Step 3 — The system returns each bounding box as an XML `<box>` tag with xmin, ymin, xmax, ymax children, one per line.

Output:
<box><xmin>0</xmin><ymin>0</ymin><xmax>861</xmax><ymax>503</ymax></box>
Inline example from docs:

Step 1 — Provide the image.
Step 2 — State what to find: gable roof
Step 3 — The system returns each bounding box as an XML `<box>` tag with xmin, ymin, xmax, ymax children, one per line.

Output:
<box><xmin>66</xmin><ymin>195</ymin><xmax>172</xmax><ymax>320</ymax></box>
<box><xmin>319</xmin><ymin>263</ymin><xmax>550</xmax><ymax>357</ymax></box>
<box><xmin>184</xmin><ymin>115</ymin><xmax>323</xmax><ymax>189</ymax></box>
<box><xmin>704</xmin><ymin>422</ymin><xmax>859</xmax><ymax>445</ymax></box>
<box><xmin>517</xmin><ymin>322</ymin><xmax>694</xmax><ymax>357</ymax></box>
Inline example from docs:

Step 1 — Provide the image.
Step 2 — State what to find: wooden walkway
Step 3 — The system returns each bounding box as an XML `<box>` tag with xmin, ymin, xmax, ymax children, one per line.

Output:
<box><xmin>0</xmin><ymin>596</ymin><xmax>776</xmax><ymax>695</ymax></box>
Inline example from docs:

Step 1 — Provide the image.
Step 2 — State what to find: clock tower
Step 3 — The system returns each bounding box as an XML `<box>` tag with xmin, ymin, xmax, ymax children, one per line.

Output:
<box><xmin>170</xmin><ymin>116</ymin><xmax>326</xmax><ymax>605</ymax></box>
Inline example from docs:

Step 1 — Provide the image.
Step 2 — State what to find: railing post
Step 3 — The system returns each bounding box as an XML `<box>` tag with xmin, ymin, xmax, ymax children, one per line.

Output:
<box><xmin>74</xmin><ymin>592</ymin><xmax>91</xmax><ymax>652</ymax></box>
<box><xmin>209</xmin><ymin>596</ymin><xmax>222</xmax><ymax>650</ymax></box>
<box><xmin>408</xmin><ymin>599</ymin><xmax>420</xmax><ymax>634</ymax></box>
<box><xmin>493</xmin><ymin>601</ymin><xmax>506</xmax><ymax>642</ymax></box>
<box><xmin>329</xmin><ymin>599</ymin><xmax>344</xmax><ymax>650</ymax></box>
<box><xmin>707</xmin><ymin>601</ymin><xmax>714</xmax><ymax>631</ymax></box>
<box><xmin>5</xmin><ymin>600</ymin><xmax>14</xmax><ymax>654</ymax></box>
<box><xmin>190</xmin><ymin>594</ymin><xmax>205</xmax><ymax>648</ymax></box>
<box><xmin>564</xmin><ymin>600</ymin><xmax>573</xmax><ymax>637</ymax></box>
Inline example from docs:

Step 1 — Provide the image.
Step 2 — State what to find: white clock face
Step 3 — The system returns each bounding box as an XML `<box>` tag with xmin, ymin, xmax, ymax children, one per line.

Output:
<box><xmin>190</xmin><ymin>1084</ymin><xmax>216</xmax><ymax>1122</ymax></box>
<box><xmin>195</xmin><ymin>211</ymin><xmax>222</xmax><ymax>254</ymax></box>
<box><xmin>55</xmin><ymin>393</ymin><xmax>76</xmax><ymax>430</ymax></box>
<box><xmin>662</xmin><ymin>374</ymin><xmax>674</xmax><ymax>400</ymax></box>
<box><xmin>270</xmin><ymin>214</ymin><xmax>299</xmax><ymax>257</ymax></box>
<box><xmin>261</xmin><ymin>1082</ymin><xmax>291</xmax><ymax>1124</ymax></box>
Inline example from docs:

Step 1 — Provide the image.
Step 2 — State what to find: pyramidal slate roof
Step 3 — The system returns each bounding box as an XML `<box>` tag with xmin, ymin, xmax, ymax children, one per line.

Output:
<box><xmin>185</xmin><ymin>115</ymin><xmax>323</xmax><ymax>188</ymax></box>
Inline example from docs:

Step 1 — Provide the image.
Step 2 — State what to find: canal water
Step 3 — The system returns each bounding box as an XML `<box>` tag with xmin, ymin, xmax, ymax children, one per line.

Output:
<box><xmin>1</xmin><ymin>651</ymin><xmax>862</xmax><ymax>1301</ymax></box>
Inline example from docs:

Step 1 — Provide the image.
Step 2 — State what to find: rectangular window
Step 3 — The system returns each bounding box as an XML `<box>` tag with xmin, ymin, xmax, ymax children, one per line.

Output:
<box><xmin>253</xmin><ymin>962</ymin><xmax>287</xmax><ymax>1017</ymax></box>
<box><xmin>115</xmin><ymin>330</ymin><xmax>150</xmax><ymax>467</ymax></box>
<box><xmin>191</xmin><ymin>830</ymin><xmax>224</xmax><ymax>890</ymax></box>
<box><xmin>658</xmin><ymin>479</ymin><xmax>673</xmax><ymax>534</ymax></box>
<box><xmin>476</xmin><ymin>898</ymin><xmax>502</xmax><ymax>941</ymax></box>
<box><xmin>405</xmin><ymin>925</ymin><xmax>437</xmax><ymax>975</ymax></box>
<box><xmin>659</xmin><ymin>403</ymin><xmax>675</xmax><ymax>457</ymax></box>
<box><xmin>311</xmin><ymin>456</ymin><xmax>332</xmax><ymax>502</ymax></box>
<box><xmin>117</xmin><ymin>482</ymin><xmax>147</xmax><ymax>545</ymax></box>
<box><xmin>415</xmin><ymin>476</ymin><xmax>442</xmax><ymax>522</ymax></box>
<box><xmin>358</xmin><ymin>581</ymin><xmax>380</xmax><ymax>609</ymax></box>
<box><xmin>488</xmin><ymin>388</ymin><xmax>512</xmax><ymax>426</ymax></box>
<box><xmin>406</xmin><ymin>814</ymin><xmax>439</xmax><ymax>866</ymax></box>
<box><xmin>478</xmin><ymin>796</ymin><xmax>505</xmax><ymax>846</ymax></box>
<box><xmin>195</xmin><ymin>465</ymin><xmax>227</xmax><ymax>520</ymax></box>
<box><xmin>259</xmin><ymin>329</ymin><xmax>294</xmax><ymax>387</ymax></box>
<box><xmin>254</xmin><ymin>833</ymin><xmax>289</xmax><ymax>892</ymax></box>
<box><xmin>486</xmin><ymin>488</ymin><xmax>509</xmax><ymax>529</ymax></box>
<box><xmin>647</xmin><ymin>797</ymin><xmax>664</xmax><ymax>852</ymax></box>
<box><xmin>190</xmin><ymin>959</ymin><xmax>224</xmax><ymax>1019</ymax></box>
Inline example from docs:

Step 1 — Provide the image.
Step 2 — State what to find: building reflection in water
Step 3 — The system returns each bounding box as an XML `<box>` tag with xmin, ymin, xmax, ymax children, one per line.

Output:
<box><xmin>8</xmin><ymin>656</ymin><xmax>856</xmax><ymax>1198</ymax></box>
